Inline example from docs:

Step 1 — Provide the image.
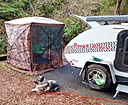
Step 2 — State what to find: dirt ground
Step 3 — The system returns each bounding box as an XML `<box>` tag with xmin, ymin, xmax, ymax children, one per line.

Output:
<box><xmin>0</xmin><ymin>62</ymin><xmax>126</xmax><ymax>105</ymax></box>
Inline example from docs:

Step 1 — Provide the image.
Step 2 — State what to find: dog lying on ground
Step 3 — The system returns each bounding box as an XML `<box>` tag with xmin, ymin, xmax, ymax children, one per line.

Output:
<box><xmin>32</xmin><ymin>76</ymin><xmax>60</xmax><ymax>92</ymax></box>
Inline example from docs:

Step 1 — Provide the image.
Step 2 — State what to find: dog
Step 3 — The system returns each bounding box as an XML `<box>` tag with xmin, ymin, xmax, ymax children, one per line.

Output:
<box><xmin>32</xmin><ymin>76</ymin><xmax>60</xmax><ymax>92</ymax></box>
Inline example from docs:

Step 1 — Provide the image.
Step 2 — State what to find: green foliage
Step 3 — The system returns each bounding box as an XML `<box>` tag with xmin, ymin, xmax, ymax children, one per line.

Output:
<box><xmin>0</xmin><ymin>1</ymin><xmax>30</xmax><ymax>18</ymax></box>
<box><xmin>0</xmin><ymin>19</ymin><xmax>7</xmax><ymax>54</ymax></box>
<box><xmin>63</xmin><ymin>19</ymin><xmax>83</xmax><ymax>44</ymax></box>
<box><xmin>99</xmin><ymin>0</ymin><xmax>128</xmax><ymax>15</ymax></box>
<box><xmin>120</xmin><ymin>0</ymin><xmax>128</xmax><ymax>15</ymax></box>
<box><xmin>0</xmin><ymin>0</ymin><xmax>128</xmax><ymax>53</ymax></box>
<box><xmin>36</xmin><ymin>0</ymin><xmax>66</xmax><ymax>17</ymax></box>
<box><xmin>99</xmin><ymin>0</ymin><xmax>117</xmax><ymax>15</ymax></box>
<box><xmin>0</xmin><ymin>0</ymin><xmax>31</xmax><ymax>54</ymax></box>
<box><xmin>0</xmin><ymin>7</ymin><xmax>19</xmax><ymax>13</ymax></box>
<box><xmin>0</xmin><ymin>36</ymin><xmax>7</xmax><ymax>54</ymax></box>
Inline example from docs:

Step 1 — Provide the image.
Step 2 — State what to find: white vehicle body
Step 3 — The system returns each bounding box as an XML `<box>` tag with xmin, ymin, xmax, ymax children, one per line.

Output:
<box><xmin>64</xmin><ymin>14</ymin><xmax>128</xmax><ymax>91</ymax></box>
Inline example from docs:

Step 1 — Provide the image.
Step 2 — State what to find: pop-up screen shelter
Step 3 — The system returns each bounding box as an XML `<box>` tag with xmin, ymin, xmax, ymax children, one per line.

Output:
<box><xmin>5</xmin><ymin>17</ymin><xmax>64</xmax><ymax>73</ymax></box>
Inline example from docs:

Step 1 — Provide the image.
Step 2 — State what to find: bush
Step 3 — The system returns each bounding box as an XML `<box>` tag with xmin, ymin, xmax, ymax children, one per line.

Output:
<box><xmin>63</xmin><ymin>19</ymin><xmax>83</xmax><ymax>45</ymax></box>
<box><xmin>0</xmin><ymin>19</ymin><xmax>7</xmax><ymax>54</ymax></box>
<box><xmin>0</xmin><ymin>36</ymin><xmax>7</xmax><ymax>54</ymax></box>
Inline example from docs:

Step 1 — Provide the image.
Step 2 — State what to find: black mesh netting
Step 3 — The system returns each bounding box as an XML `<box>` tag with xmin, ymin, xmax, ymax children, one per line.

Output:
<box><xmin>32</xmin><ymin>25</ymin><xmax>64</xmax><ymax>70</ymax></box>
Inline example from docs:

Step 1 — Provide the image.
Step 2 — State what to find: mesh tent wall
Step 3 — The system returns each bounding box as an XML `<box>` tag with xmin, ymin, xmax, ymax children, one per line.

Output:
<box><xmin>5</xmin><ymin>17</ymin><xmax>64</xmax><ymax>72</ymax></box>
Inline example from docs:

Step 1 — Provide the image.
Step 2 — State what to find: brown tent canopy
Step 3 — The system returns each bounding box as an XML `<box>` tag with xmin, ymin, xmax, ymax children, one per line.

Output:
<box><xmin>5</xmin><ymin>17</ymin><xmax>65</xmax><ymax>74</ymax></box>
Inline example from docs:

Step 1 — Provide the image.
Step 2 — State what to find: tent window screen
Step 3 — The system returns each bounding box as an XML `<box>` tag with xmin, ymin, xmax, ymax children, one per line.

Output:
<box><xmin>32</xmin><ymin>25</ymin><xmax>63</xmax><ymax>65</ymax></box>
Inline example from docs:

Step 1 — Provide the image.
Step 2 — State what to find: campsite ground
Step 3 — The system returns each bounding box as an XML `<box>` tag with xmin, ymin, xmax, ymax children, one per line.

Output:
<box><xmin>0</xmin><ymin>62</ymin><xmax>104</xmax><ymax>105</ymax></box>
<box><xmin>0</xmin><ymin>59</ymin><xmax>127</xmax><ymax>105</ymax></box>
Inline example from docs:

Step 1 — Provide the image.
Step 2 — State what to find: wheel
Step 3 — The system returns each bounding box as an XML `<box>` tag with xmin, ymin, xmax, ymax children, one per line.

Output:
<box><xmin>87</xmin><ymin>64</ymin><xmax>111</xmax><ymax>91</ymax></box>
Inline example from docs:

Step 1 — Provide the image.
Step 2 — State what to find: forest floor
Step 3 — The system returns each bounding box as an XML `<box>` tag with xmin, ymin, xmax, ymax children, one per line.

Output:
<box><xmin>0</xmin><ymin>60</ymin><xmax>126</xmax><ymax>105</ymax></box>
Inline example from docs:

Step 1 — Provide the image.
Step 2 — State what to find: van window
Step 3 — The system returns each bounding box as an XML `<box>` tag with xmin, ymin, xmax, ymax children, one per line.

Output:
<box><xmin>123</xmin><ymin>37</ymin><xmax>128</xmax><ymax>65</ymax></box>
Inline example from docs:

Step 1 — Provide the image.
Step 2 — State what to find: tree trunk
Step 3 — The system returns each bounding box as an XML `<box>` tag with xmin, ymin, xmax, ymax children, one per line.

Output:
<box><xmin>115</xmin><ymin>0</ymin><xmax>122</xmax><ymax>15</ymax></box>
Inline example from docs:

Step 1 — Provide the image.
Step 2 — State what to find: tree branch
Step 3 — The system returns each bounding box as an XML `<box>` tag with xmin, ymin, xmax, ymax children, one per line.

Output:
<box><xmin>115</xmin><ymin>0</ymin><xmax>122</xmax><ymax>15</ymax></box>
<box><xmin>28</xmin><ymin>0</ymin><xmax>38</xmax><ymax>16</ymax></box>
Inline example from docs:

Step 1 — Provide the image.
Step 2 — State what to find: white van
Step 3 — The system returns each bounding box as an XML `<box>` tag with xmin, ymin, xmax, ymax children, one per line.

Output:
<box><xmin>64</xmin><ymin>14</ymin><xmax>128</xmax><ymax>97</ymax></box>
